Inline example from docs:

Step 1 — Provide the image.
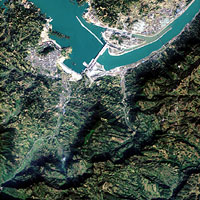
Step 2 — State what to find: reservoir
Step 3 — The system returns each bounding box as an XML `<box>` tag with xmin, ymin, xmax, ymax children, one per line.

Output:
<box><xmin>30</xmin><ymin>0</ymin><xmax>105</xmax><ymax>73</ymax></box>
<box><xmin>30</xmin><ymin>0</ymin><xmax>200</xmax><ymax>72</ymax></box>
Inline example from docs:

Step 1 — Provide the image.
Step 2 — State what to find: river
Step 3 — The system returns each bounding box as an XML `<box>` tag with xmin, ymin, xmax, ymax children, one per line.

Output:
<box><xmin>98</xmin><ymin>0</ymin><xmax>200</xmax><ymax>70</ymax></box>
<box><xmin>30</xmin><ymin>0</ymin><xmax>105</xmax><ymax>73</ymax></box>
<box><xmin>30</xmin><ymin>0</ymin><xmax>200</xmax><ymax>72</ymax></box>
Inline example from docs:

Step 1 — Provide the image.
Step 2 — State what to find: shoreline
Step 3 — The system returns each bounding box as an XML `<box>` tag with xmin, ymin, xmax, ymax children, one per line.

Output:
<box><xmin>35</xmin><ymin>0</ymin><xmax>198</xmax><ymax>82</ymax></box>
<box><xmin>40</xmin><ymin>18</ymin><xmax>82</xmax><ymax>81</ymax></box>
<box><xmin>57</xmin><ymin>56</ymin><xmax>82</xmax><ymax>81</ymax></box>
<box><xmin>95</xmin><ymin>9</ymin><xmax>200</xmax><ymax>79</ymax></box>
<box><xmin>61</xmin><ymin>6</ymin><xmax>199</xmax><ymax>82</ymax></box>
<box><xmin>39</xmin><ymin>18</ymin><xmax>62</xmax><ymax>49</ymax></box>
<box><xmin>108</xmin><ymin>12</ymin><xmax>200</xmax><ymax>75</ymax></box>
<box><xmin>83</xmin><ymin>0</ymin><xmax>195</xmax><ymax>56</ymax></box>
<box><xmin>107</xmin><ymin>27</ymin><xmax>172</xmax><ymax>57</ymax></box>
<box><xmin>84</xmin><ymin>0</ymin><xmax>194</xmax><ymax>38</ymax></box>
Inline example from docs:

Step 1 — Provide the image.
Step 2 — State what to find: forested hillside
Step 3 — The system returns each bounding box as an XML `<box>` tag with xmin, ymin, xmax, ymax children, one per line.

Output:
<box><xmin>0</xmin><ymin>0</ymin><xmax>200</xmax><ymax>199</ymax></box>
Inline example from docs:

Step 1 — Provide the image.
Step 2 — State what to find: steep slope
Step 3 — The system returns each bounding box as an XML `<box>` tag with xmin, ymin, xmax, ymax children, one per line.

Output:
<box><xmin>0</xmin><ymin>1</ymin><xmax>200</xmax><ymax>199</ymax></box>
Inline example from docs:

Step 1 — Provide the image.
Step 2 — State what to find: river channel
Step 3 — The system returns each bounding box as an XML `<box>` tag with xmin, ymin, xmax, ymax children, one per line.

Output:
<box><xmin>30</xmin><ymin>0</ymin><xmax>200</xmax><ymax>72</ymax></box>
<box><xmin>31</xmin><ymin>0</ymin><xmax>105</xmax><ymax>73</ymax></box>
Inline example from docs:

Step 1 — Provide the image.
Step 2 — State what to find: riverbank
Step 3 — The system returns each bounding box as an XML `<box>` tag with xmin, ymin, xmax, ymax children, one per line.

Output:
<box><xmin>29</xmin><ymin>0</ymin><xmax>199</xmax><ymax>76</ymax></box>
<box><xmin>39</xmin><ymin>18</ymin><xmax>81</xmax><ymax>81</ymax></box>
<box><xmin>56</xmin><ymin>7</ymin><xmax>200</xmax><ymax>83</ymax></box>
<box><xmin>92</xmin><ymin>9</ymin><xmax>200</xmax><ymax>80</ymax></box>
<box><xmin>84</xmin><ymin>0</ymin><xmax>193</xmax><ymax>36</ymax></box>
<box><xmin>39</xmin><ymin>18</ymin><xmax>62</xmax><ymax>48</ymax></box>
<box><xmin>83</xmin><ymin>0</ymin><xmax>195</xmax><ymax>56</ymax></box>
<box><xmin>57</xmin><ymin>56</ymin><xmax>82</xmax><ymax>81</ymax></box>
<box><xmin>96</xmin><ymin>0</ymin><xmax>200</xmax><ymax>70</ymax></box>
<box><xmin>57</xmin><ymin>6</ymin><xmax>200</xmax><ymax>83</ymax></box>
<box><xmin>108</xmin><ymin>27</ymin><xmax>172</xmax><ymax>56</ymax></box>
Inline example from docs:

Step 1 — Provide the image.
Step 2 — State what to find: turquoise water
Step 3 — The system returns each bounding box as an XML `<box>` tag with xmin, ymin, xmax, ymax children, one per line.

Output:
<box><xmin>30</xmin><ymin>0</ymin><xmax>105</xmax><ymax>73</ymax></box>
<box><xmin>98</xmin><ymin>0</ymin><xmax>200</xmax><ymax>70</ymax></box>
<box><xmin>30</xmin><ymin>0</ymin><xmax>200</xmax><ymax>72</ymax></box>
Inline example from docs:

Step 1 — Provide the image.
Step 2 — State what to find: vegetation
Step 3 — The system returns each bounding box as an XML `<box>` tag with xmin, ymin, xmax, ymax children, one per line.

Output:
<box><xmin>0</xmin><ymin>0</ymin><xmax>45</xmax><ymax>72</ymax></box>
<box><xmin>50</xmin><ymin>30</ymin><xmax>70</xmax><ymax>39</ymax></box>
<box><xmin>37</xmin><ymin>46</ymin><xmax>55</xmax><ymax>56</ymax></box>
<box><xmin>83</xmin><ymin>0</ymin><xmax>192</xmax><ymax>33</ymax></box>
<box><xmin>0</xmin><ymin>0</ymin><xmax>64</xmax><ymax>187</ymax></box>
<box><xmin>84</xmin><ymin>130</ymin><xmax>94</xmax><ymax>145</ymax></box>
<box><xmin>0</xmin><ymin>0</ymin><xmax>200</xmax><ymax>199</ymax></box>
<box><xmin>88</xmin><ymin>0</ymin><xmax>169</xmax><ymax>26</ymax></box>
<box><xmin>61</xmin><ymin>46</ymin><xmax>72</xmax><ymax>58</ymax></box>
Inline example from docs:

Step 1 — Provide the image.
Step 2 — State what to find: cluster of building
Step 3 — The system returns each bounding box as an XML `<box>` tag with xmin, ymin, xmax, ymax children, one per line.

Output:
<box><xmin>103</xmin><ymin>29</ymin><xmax>145</xmax><ymax>51</ymax></box>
